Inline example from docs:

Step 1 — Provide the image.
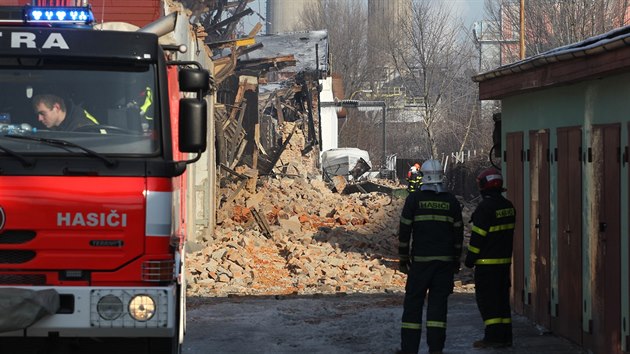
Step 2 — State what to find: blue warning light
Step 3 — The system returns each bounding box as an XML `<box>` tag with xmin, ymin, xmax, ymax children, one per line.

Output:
<box><xmin>26</xmin><ymin>7</ymin><xmax>94</xmax><ymax>25</ymax></box>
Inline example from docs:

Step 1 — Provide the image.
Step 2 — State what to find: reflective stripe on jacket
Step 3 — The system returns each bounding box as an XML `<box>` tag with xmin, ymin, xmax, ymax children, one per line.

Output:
<box><xmin>465</xmin><ymin>191</ymin><xmax>515</xmax><ymax>266</ymax></box>
<box><xmin>399</xmin><ymin>189</ymin><xmax>463</xmax><ymax>262</ymax></box>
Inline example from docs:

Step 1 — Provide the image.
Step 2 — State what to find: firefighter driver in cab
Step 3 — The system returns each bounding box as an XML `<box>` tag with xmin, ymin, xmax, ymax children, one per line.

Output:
<box><xmin>465</xmin><ymin>167</ymin><xmax>516</xmax><ymax>349</ymax></box>
<box><xmin>33</xmin><ymin>94</ymin><xmax>98</xmax><ymax>131</ymax></box>
<box><xmin>397</xmin><ymin>159</ymin><xmax>464</xmax><ymax>354</ymax></box>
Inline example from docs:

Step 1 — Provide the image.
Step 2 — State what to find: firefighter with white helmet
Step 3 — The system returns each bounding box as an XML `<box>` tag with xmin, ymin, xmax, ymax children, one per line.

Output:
<box><xmin>418</xmin><ymin>160</ymin><xmax>445</xmax><ymax>191</ymax></box>
<box><xmin>465</xmin><ymin>167</ymin><xmax>516</xmax><ymax>348</ymax></box>
<box><xmin>397</xmin><ymin>159</ymin><xmax>463</xmax><ymax>354</ymax></box>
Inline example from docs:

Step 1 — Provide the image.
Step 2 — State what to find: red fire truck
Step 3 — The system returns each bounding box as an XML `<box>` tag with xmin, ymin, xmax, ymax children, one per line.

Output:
<box><xmin>0</xmin><ymin>3</ymin><xmax>210</xmax><ymax>354</ymax></box>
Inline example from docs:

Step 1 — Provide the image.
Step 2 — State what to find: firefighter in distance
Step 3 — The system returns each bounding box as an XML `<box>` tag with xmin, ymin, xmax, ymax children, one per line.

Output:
<box><xmin>406</xmin><ymin>163</ymin><xmax>422</xmax><ymax>193</ymax></box>
<box><xmin>397</xmin><ymin>159</ymin><xmax>463</xmax><ymax>354</ymax></box>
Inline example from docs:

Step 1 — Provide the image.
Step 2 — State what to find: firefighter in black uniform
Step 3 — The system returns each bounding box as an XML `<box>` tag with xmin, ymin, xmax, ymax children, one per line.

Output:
<box><xmin>397</xmin><ymin>159</ymin><xmax>463</xmax><ymax>354</ymax></box>
<box><xmin>32</xmin><ymin>94</ymin><xmax>98</xmax><ymax>131</ymax></box>
<box><xmin>406</xmin><ymin>163</ymin><xmax>422</xmax><ymax>193</ymax></box>
<box><xmin>465</xmin><ymin>167</ymin><xmax>516</xmax><ymax>348</ymax></box>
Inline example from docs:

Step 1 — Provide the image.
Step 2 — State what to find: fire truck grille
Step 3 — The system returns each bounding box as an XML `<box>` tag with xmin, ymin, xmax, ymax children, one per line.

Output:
<box><xmin>0</xmin><ymin>274</ymin><xmax>46</xmax><ymax>285</ymax></box>
<box><xmin>0</xmin><ymin>250</ymin><xmax>36</xmax><ymax>263</ymax></box>
<box><xmin>0</xmin><ymin>230</ymin><xmax>36</xmax><ymax>244</ymax></box>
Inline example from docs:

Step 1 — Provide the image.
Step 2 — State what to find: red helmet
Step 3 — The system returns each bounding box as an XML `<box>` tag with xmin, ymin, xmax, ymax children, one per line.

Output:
<box><xmin>407</xmin><ymin>163</ymin><xmax>421</xmax><ymax>178</ymax></box>
<box><xmin>477</xmin><ymin>168</ymin><xmax>503</xmax><ymax>191</ymax></box>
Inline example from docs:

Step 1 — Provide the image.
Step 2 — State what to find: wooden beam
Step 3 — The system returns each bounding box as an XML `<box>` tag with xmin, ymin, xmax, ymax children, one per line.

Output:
<box><xmin>248</xmin><ymin>22</ymin><xmax>263</xmax><ymax>37</ymax></box>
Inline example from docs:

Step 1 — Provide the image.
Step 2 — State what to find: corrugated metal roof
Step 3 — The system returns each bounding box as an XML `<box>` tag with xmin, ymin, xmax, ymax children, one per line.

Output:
<box><xmin>473</xmin><ymin>25</ymin><xmax>630</xmax><ymax>83</ymax></box>
<box><xmin>242</xmin><ymin>30</ymin><xmax>329</xmax><ymax>74</ymax></box>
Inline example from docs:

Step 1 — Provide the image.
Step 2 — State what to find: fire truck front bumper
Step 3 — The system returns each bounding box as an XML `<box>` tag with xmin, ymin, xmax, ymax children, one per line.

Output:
<box><xmin>0</xmin><ymin>285</ymin><xmax>176</xmax><ymax>337</ymax></box>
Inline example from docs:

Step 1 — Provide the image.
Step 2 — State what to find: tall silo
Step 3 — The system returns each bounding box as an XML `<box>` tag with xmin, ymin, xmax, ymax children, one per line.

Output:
<box><xmin>367</xmin><ymin>0</ymin><xmax>412</xmax><ymax>79</ymax></box>
<box><xmin>266</xmin><ymin>0</ymin><xmax>318</xmax><ymax>34</ymax></box>
<box><xmin>367</xmin><ymin>0</ymin><xmax>412</xmax><ymax>49</ymax></box>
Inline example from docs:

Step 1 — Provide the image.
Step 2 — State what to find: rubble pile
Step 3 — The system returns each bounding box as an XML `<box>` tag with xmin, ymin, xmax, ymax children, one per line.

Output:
<box><xmin>187</xmin><ymin>175</ymin><xmax>408</xmax><ymax>297</ymax></box>
<box><xmin>186</xmin><ymin>122</ymin><xmax>475</xmax><ymax>298</ymax></box>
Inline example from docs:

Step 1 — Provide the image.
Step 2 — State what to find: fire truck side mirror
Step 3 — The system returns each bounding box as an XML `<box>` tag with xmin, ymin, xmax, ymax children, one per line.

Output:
<box><xmin>179</xmin><ymin>68</ymin><xmax>210</xmax><ymax>95</ymax></box>
<box><xmin>179</xmin><ymin>98</ymin><xmax>207</xmax><ymax>153</ymax></box>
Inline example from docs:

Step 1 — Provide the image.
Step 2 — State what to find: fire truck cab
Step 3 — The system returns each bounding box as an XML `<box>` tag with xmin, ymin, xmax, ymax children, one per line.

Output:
<box><xmin>0</xmin><ymin>3</ymin><xmax>209</xmax><ymax>354</ymax></box>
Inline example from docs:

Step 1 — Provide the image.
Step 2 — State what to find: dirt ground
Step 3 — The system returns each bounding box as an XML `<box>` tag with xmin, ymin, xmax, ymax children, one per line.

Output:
<box><xmin>188</xmin><ymin>121</ymin><xmax>587</xmax><ymax>354</ymax></box>
<box><xmin>182</xmin><ymin>289</ymin><xmax>587</xmax><ymax>354</ymax></box>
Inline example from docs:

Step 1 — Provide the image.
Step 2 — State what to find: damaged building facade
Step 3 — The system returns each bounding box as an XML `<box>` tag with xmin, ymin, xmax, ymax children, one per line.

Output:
<box><xmin>213</xmin><ymin>30</ymin><xmax>331</xmax><ymax>227</ymax></box>
<box><xmin>199</xmin><ymin>3</ymin><xmax>334</xmax><ymax>234</ymax></box>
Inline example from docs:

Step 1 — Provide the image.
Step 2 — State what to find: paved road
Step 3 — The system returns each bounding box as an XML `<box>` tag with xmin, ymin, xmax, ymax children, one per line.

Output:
<box><xmin>183</xmin><ymin>291</ymin><xmax>587</xmax><ymax>354</ymax></box>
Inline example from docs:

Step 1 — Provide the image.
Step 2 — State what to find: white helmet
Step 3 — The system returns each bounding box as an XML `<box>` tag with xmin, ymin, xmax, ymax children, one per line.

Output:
<box><xmin>420</xmin><ymin>159</ymin><xmax>443</xmax><ymax>184</ymax></box>
<box><xmin>420</xmin><ymin>159</ymin><xmax>446</xmax><ymax>193</ymax></box>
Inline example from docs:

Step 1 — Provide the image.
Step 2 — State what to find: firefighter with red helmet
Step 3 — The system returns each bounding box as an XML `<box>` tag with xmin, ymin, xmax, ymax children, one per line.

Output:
<box><xmin>397</xmin><ymin>159</ymin><xmax>463</xmax><ymax>354</ymax></box>
<box><xmin>465</xmin><ymin>167</ymin><xmax>516</xmax><ymax>348</ymax></box>
<box><xmin>406</xmin><ymin>163</ymin><xmax>422</xmax><ymax>193</ymax></box>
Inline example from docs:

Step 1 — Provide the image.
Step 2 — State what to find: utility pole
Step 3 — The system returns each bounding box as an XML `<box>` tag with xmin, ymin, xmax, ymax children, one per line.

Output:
<box><xmin>520</xmin><ymin>0</ymin><xmax>525</xmax><ymax>59</ymax></box>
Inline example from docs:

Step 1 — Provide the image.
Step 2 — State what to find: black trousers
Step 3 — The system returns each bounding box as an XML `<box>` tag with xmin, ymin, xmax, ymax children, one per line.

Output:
<box><xmin>474</xmin><ymin>264</ymin><xmax>512</xmax><ymax>343</ymax></box>
<box><xmin>401</xmin><ymin>261</ymin><xmax>454</xmax><ymax>353</ymax></box>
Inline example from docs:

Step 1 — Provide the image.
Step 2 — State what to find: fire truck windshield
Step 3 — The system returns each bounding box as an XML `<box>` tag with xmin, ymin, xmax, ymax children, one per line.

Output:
<box><xmin>0</xmin><ymin>60</ymin><xmax>158</xmax><ymax>155</ymax></box>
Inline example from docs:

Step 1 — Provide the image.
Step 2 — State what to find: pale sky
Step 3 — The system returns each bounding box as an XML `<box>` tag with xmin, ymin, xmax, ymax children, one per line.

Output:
<box><xmin>244</xmin><ymin>0</ymin><xmax>486</xmax><ymax>33</ymax></box>
<box><xmin>450</xmin><ymin>0</ymin><xmax>485</xmax><ymax>27</ymax></box>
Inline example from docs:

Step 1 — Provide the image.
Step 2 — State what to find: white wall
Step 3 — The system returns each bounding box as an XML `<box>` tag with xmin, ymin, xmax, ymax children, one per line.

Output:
<box><xmin>319</xmin><ymin>76</ymin><xmax>338</xmax><ymax>155</ymax></box>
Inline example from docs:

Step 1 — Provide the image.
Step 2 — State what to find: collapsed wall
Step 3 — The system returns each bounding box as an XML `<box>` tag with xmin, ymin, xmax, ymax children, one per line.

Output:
<box><xmin>186</xmin><ymin>121</ymin><xmax>475</xmax><ymax>297</ymax></box>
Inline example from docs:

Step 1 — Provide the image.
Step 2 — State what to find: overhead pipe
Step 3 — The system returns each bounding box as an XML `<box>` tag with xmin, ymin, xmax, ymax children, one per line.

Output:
<box><xmin>322</xmin><ymin>100</ymin><xmax>388</xmax><ymax>169</ymax></box>
<box><xmin>138</xmin><ymin>12</ymin><xmax>178</xmax><ymax>37</ymax></box>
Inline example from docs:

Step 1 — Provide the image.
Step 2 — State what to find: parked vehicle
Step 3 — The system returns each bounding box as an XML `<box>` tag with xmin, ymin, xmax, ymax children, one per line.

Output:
<box><xmin>321</xmin><ymin>147</ymin><xmax>372</xmax><ymax>181</ymax></box>
<box><xmin>0</xmin><ymin>3</ymin><xmax>210</xmax><ymax>353</ymax></box>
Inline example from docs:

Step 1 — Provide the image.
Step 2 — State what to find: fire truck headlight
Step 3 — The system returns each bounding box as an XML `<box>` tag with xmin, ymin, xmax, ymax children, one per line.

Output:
<box><xmin>97</xmin><ymin>295</ymin><xmax>124</xmax><ymax>320</ymax></box>
<box><xmin>128</xmin><ymin>294</ymin><xmax>156</xmax><ymax>321</ymax></box>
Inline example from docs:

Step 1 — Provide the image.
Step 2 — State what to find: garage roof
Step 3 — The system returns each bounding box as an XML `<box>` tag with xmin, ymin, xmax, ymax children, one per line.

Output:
<box><xmin>474</xmin><ymin>25</ymin><xmax>630</xmax><ymax>100</ymax></box>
